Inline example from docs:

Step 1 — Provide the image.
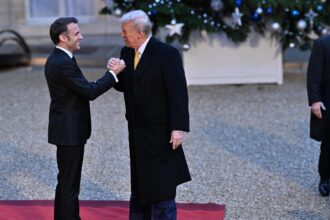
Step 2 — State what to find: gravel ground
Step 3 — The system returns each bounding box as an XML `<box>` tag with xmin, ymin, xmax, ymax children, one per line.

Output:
<box><xmin>0</xmin><ymin>66</ymin><xmax>329</xmax><ymax>219</ymax></box>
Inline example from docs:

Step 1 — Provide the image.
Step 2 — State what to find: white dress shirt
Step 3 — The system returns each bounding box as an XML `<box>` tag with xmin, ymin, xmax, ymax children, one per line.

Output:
<box><xmin>137</xmin><ymin>36</ymin><xmax>151</xmax><ymax>58</ymax></box>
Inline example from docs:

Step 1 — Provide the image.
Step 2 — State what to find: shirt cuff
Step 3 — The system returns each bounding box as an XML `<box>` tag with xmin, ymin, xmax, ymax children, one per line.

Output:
<box><xmin>109</xmin><ymin>70</ymin><xmax>118</xmax><ymax>83</ymax></box>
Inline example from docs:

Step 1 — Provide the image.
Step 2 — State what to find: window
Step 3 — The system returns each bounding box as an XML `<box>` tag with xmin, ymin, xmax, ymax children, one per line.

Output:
<box><xmin>26</xmin><ymin>0</ymin><xmax>95</xmax><ymax>24</ymax></box>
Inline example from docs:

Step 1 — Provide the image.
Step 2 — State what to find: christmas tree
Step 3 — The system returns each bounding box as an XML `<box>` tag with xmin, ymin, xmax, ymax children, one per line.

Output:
<box><xmin>100</xmin><ymin>0</ymin><xmax>330</xmax><ymax>51</ymax></box>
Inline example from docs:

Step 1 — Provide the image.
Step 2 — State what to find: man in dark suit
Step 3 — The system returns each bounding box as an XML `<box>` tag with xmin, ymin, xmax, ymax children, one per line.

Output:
<box><xmin>109</xmin><ymin>10</ymin><xmax>191</xmax><ymax>220</ymax></box>
<box><xmin>44</xmin><ymin>17</ymin><xmax>125</xmax><ymax>220</ymax></box>
<box><xmin>307</xmin><ymin>35</ymin><xmax>330</xmax><ymax>197</ymax></box>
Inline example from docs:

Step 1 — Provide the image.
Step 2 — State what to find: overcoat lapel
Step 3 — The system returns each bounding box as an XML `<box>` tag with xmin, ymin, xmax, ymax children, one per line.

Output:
<box><xmin>126</xmin><ymin>49</ymin><xmax>135</xmax><ymax>76</ymax></box>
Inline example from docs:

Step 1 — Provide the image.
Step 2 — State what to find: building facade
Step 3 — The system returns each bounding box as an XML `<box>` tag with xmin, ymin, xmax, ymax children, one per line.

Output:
<box><xmin>0</xmin><ymin>0</ymin><xmax>121</xmax><ymax>45</ymax></box>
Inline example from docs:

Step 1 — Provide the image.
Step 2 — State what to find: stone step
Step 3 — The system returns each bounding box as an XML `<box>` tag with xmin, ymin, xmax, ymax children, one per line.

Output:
<box><xmin>283</xmin><ymin>62</ymin><xmax>308</xmax><ymax>74</ymax></box>
<box><xmin>30</xmin><ymin>44</ymin><xmax>122</xmax><ymax>67</ymax></box>
<box><xmin>23</xmin><ymin>41</ymin><xmax>313</xmax><ymax>73</ymax></box>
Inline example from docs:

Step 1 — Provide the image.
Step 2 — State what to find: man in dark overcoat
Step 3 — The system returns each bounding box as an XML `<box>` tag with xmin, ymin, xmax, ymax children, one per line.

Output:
<box><xmin>307</xmin><ymin>35</ymin><xmax>330</xmax><ymax>197</ymax></box>
<box><xmin>109</xmin><ymin>10</ymin><xmax>191</xmax><ymax>220</ymax></box>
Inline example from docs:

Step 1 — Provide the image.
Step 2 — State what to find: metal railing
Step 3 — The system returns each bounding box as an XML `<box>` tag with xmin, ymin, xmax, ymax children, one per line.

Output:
<box><xmin>0</xmin><ymin>29</ymin><xmax>31</xmax><ymax>68</ymax></box>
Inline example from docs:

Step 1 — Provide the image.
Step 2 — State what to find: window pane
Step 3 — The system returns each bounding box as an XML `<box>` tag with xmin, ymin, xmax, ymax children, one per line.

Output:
<box><xmin>65</xmin><ymin>0</ymin><xmax>94</xmax><ymax>16</ymax></box>
<box><xmin>30</xmin><ymin>0</ymin><xmax>59</xmax><ymax>17</ymax></box>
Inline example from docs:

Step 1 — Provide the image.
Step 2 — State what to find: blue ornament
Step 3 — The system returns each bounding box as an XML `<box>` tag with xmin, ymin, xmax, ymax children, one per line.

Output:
<box><xmin>266</xmin><ymin>7</ymin><xmax>273</xmax><ymax>14</ymax></box>
<box><xmin>317</xmin><ymin>5</ymin><xmax>324</xmax><ymax>12</ymax></box>
<box><xmin>291</xmin><ymin>9</ymin><xmax>300</xmax><ymax>17</ymax></box>
<box><xmin>235</xmin><ymin>0</ymin><xmax>242</xmax><ymax>7</ymax></box>
<box><xmin>250</xmin><ymin>12</ymin><xmax>261</xmax><ymax>22</ymax></box>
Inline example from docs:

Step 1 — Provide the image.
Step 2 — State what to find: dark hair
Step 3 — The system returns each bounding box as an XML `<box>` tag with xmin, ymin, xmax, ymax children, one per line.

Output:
<box><xmin>49</xmin><ymin>17</ymin><xmax>78</xmax><ymax>45</ymax></box>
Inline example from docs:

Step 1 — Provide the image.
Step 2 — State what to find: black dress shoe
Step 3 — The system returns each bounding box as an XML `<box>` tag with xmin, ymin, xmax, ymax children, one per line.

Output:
<box><xmin>319</xmin><ymin>179</ymin><xmax>330</xmax><ymax>197</ymax></box>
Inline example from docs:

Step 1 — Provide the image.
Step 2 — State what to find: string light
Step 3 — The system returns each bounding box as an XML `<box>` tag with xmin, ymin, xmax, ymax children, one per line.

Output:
<box><xmin>105</xmin><ymin>0</ymin><xmax>329</xmax><ymax>50</ymax></box>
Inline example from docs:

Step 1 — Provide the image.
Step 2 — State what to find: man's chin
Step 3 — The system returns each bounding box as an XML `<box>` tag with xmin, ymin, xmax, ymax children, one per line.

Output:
<box><xmin>124</xmin><ymin>42</ymin><xmax>131</xmax><ymax>48</ymax></box>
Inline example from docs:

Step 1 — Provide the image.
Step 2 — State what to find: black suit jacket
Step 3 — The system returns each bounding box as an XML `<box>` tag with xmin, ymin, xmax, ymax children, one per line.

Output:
<box><xmin>115</xmin><ymin>37</ymin><xmax>191</xmax><ymax>203</ymax></box>
<box><xmin>307</xmin><ymin>35</ymin><xmax>330</xmax><ymax>141</ymax></box>
<box><xmin>45</xmin><ymin>48</ymin><xmax>116</xmax><ymax>146</ymax></box>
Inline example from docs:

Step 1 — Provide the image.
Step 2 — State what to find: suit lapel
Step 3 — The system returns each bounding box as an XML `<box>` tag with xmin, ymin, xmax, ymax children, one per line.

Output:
<box><xmin>133</xmin><ymin>37</ymin><xmax>154</xmax><ymax>80</ymax></box>
<box><xmin>54</xmin><ymin>48</ymin><xmax>77</xmax><ymax>66</ymax></box>
<box><xmin>125</xmin><ymin>49</ymin><xmax>135</xmax><ymax>83</ymax></box>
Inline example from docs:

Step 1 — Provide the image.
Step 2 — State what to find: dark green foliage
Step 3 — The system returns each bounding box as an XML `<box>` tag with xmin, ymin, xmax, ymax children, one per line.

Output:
<box><xmin>101</xmin><ymin>0</ymin><xmax>330</xmax><ymax>50</ymax></box>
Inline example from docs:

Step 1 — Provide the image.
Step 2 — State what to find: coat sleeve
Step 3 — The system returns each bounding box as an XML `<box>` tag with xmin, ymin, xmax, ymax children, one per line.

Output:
<box><xmin>307</xmin><ymin>38</ymin><xmax>325</xmax><ymax>106</ymax></box>
<box><xmin>58</xmin><ymin>63</ymin><xmax>116</xmax><ymax>101</ymax></box>
<box><xmin>163</xmin><ymin>47</ymin><xmax>190</xmax><ymax>132</ymax></box>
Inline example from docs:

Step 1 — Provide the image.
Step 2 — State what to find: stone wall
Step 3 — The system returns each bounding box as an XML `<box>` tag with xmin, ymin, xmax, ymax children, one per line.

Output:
<box><xmin>0</xmin><ymin>0</ymin><xmax>122</xmax><ymax>45</ymax></box>
<box><xmin>183</xmin><ymin>31</ymin><xmax>283</xmax><ymax>85</ymax></box>
<box><xmin>0</xmin><ymin>0</ymin><xmax>13</xmax><ymax>28</ymax></box>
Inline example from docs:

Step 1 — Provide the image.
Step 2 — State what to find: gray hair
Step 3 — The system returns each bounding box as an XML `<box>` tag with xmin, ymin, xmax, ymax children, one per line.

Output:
<box><xmin>120</xmin><ymin>10</ymin><xmax>152</xmax><ymax>36</ymax></box>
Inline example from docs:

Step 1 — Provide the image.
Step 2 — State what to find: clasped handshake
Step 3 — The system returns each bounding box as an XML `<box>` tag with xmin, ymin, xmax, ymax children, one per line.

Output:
<box><xmin>107</xmin><ymin>58</ymin><xmax>126</xmax><ymax>75</ymax></box>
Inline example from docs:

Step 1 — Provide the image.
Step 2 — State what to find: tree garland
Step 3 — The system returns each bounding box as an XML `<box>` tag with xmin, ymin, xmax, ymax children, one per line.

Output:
<box><xmin>100</xmin><ymin>0</ymin><xmax>330</xmax><ymax>51</ymax></box>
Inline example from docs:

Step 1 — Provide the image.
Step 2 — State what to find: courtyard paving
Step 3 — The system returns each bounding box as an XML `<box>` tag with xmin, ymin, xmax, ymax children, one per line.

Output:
<box><xmin>0</xmin><ymin>66</ymin><xmax>329</xmax><ymax>219</ymax></box>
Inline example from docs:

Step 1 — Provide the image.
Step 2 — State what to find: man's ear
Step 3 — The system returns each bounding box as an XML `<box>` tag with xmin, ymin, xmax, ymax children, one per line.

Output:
<box><xmin>137</xmin><ymin>31</ymin><xmax>145</xmax><ymax>40</ymax></box>
<box><xmin>59</xmin><ymin>33</ymin><xmax>67</xmax><ymax>43</ymax></box>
